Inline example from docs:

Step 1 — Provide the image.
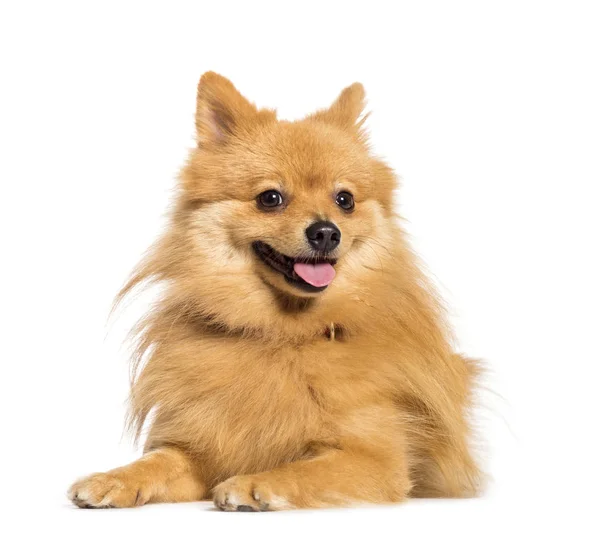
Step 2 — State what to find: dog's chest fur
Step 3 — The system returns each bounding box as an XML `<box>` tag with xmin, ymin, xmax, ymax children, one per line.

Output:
<box><xmin>144</xmin><ymin>330</ymin><xmax>392</xmax><ymax>484</ymax></box>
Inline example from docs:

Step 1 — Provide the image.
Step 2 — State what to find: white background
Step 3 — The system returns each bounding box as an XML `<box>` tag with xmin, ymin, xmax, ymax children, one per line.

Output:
<box><xmin>1</xmin><ymin>1</ymin><xmax>599</xmax><ymax>544</ymax></box>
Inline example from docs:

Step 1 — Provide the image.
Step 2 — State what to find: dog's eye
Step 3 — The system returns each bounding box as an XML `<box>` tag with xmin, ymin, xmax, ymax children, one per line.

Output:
<box><xmin>257</xmin><ymin>190</ymin><xmax>283</xmax><ymax>210</ymax></box>
<box><xmin>335</xmin><ymin>191</ymin><xmax>355</xmax><ymax>212</ymax></box>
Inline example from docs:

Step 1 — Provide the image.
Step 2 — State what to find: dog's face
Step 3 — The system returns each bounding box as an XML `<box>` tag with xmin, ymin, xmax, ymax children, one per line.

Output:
<box><xmin>179</xmin><ymin>73</ymin><xmax>397</xmax><ymax>311</ymax></box>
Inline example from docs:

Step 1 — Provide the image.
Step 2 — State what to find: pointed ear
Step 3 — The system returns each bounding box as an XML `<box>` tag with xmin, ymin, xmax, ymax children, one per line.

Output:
<box><xmin>195</xmin><ymin>72</ymin><xmax>259</xmax><ymax>147</ymax></box>
<box><xmin>309</xmin><ymin>82</ymin><xmax>367</xmax><ymax>133</ymax></box>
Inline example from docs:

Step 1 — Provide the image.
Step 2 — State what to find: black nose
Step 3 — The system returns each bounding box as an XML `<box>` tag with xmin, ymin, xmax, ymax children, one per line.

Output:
<box><xmin>305</xmin><ymin>221</ymin><xmax>341</xmax><ymax>253</ymax></box>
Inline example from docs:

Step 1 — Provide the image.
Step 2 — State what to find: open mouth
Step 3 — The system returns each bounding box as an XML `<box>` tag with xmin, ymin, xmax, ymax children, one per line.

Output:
<box><xmin>252</xmin><ymin>241</ymin><xmax>337</xmax><ymax>293</ymax></box>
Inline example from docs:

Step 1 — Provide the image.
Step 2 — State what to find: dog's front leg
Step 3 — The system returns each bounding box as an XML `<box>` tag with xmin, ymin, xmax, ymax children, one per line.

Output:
<box><xmin>213</xmin><ymin>408</ymin><xmax>411</xmax><ymax>511</ymax></box>
<box><xmin>68</xmin><ymin>447</ymin><xmax>206</xmax><ymax>508</ymax></box>
<box><xmin>213</xmin><ymin>442</ymin><xmax>410</xmax><ymax>511</ymax></box>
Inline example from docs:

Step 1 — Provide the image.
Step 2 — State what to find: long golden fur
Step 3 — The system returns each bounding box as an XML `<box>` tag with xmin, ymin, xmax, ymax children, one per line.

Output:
<box><xmin>68</xmin><ymin>72</ymin><xmax>481</xmax><ymax>511</ymax></box>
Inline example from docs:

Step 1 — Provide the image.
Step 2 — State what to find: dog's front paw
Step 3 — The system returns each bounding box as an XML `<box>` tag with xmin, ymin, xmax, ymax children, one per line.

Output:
<box><xmin>68</xmin><ymin>472</ymin><xmax>148</xmax><ymax>508</ymax></box>
<box><xmin>213</xmin><ymin>475</ymin><xmax>293</xmax><ymax>512</ymax></box>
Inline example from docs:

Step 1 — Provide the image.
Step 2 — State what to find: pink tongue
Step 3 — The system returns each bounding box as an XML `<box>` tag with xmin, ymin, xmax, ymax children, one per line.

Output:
<box><xmin>293</xmin><ymin>262</ymin><xmax>336</xmax><ymax>287</ymax></box>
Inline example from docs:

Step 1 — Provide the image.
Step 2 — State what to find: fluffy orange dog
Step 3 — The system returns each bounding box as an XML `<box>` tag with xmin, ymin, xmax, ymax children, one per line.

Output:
<box><xmin>68</xmin><ymin>72</ymin><xmax>481</xmax><ymax>511</ymax></box>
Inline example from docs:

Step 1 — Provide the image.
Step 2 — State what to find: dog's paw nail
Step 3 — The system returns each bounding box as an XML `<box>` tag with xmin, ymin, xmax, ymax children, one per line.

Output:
<box><xmin>237</xmin><ymin>504</ymin><xmax>257</xmax><ymax>512</ymax></box>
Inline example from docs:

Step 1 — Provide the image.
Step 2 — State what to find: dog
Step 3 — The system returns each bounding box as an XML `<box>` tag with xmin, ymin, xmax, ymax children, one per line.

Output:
<box><xmin>68</xmin><ymin>72</ymin><xmax>481</xmax><ymax>511</ymax></box>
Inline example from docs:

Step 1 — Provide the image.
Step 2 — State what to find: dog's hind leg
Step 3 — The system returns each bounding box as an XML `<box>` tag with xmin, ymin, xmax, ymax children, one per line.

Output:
<box><xmin>68</xmin><ymin>447</ymin><xmax>206</xmax><ymax>508</ymax></box>
<box><xmin>408</xmin><ymin>355</ymin><xmax>483</xmax><ymax>498</ymax></box>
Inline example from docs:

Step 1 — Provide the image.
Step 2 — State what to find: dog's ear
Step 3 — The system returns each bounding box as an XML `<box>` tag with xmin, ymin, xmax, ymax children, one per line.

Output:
<box><xmin>308</xmin><ymin>83</ymin><xmax>367</xmax><ymax>135</ymax></box>
<box><xmin>195</xmin><ymin>72</ymin><xmax>260</xmax><ymax>147</ymax></box>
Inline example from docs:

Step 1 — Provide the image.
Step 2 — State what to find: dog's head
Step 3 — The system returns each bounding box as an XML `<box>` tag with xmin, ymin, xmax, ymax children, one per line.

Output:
<box><xmin>162</xmin><ymin>73</ymin><xmax>399</xmax><ymax>332</ymax></box>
